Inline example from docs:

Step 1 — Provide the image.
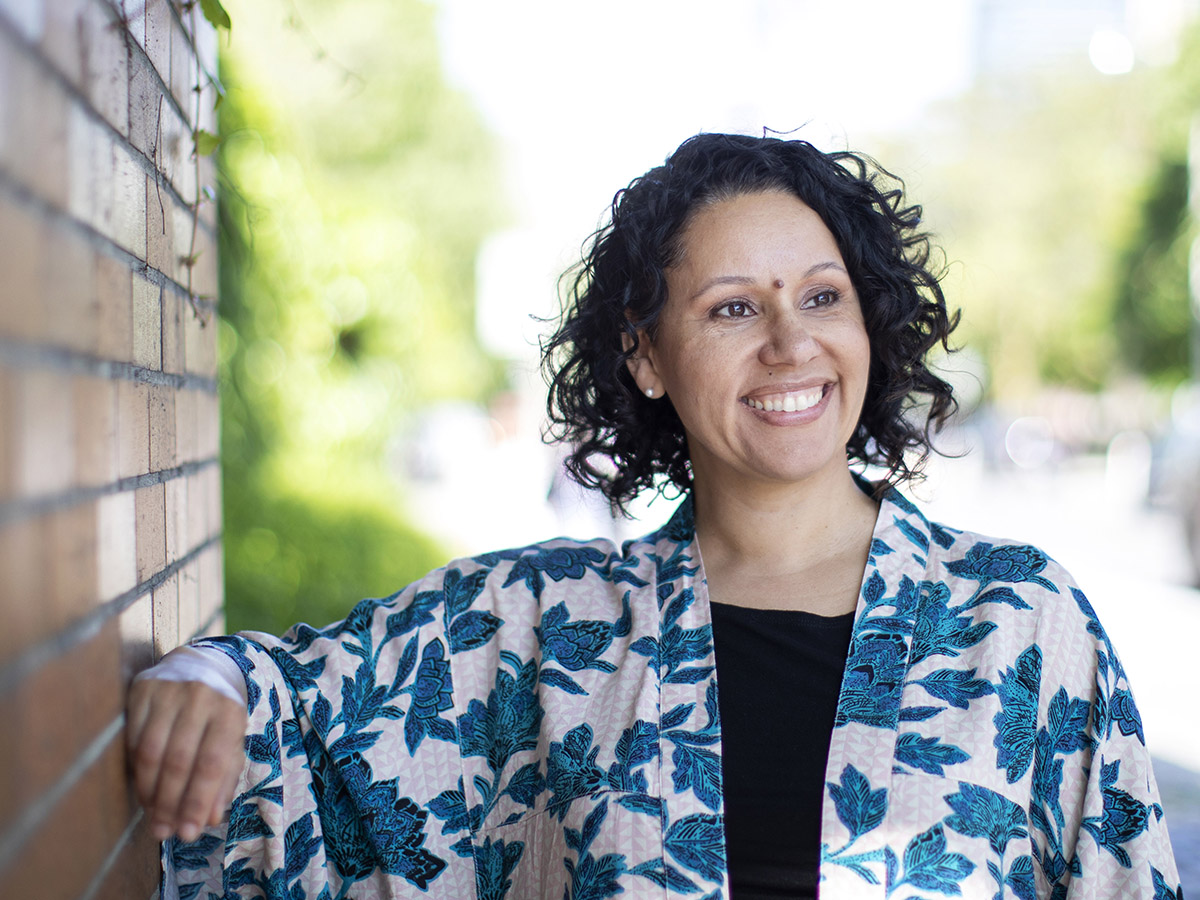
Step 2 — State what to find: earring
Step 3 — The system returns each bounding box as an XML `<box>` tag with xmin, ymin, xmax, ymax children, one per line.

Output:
<box><xmin>645</xmin><ymin>388</ymin><xmax>655</xmax><ymax>398</ymax></box>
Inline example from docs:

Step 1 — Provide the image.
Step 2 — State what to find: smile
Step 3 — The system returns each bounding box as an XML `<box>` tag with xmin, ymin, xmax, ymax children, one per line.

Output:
<box><xmin>741</xmin><ymin>386</ymin><xmax>826</xmax><ymax>412</ymax></box>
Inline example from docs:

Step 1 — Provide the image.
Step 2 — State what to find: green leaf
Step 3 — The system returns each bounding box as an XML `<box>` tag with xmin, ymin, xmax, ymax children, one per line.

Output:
<box><xmin>193</xmin><ymin>129</ymin><xmax>221</xmax><ymax>156</ymax></box>
<box><xmin>199</xmin><ymin>0</ymin><xmax>232</xmax><ymax>31</ymax></box>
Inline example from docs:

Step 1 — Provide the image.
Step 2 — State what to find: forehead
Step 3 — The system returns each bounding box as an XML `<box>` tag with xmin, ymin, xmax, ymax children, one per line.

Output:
<box><xmin>673</xmin><ymin>190</ymin><xmax>844</xmax><ymax>271</ymax></box>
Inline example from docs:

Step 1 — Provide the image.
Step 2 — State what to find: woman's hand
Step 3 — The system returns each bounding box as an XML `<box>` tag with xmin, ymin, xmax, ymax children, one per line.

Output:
<box><xmin>126</xmin><ymin>678</ymin><xmax>247</xmax><ymax>842</ymax></box>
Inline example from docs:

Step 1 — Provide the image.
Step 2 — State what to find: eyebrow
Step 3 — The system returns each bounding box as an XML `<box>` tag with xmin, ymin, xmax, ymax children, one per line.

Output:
<box><xmin>688</xmin><ymin>262</ymin><xmax>849</xmax><ymax>302</ymax></box>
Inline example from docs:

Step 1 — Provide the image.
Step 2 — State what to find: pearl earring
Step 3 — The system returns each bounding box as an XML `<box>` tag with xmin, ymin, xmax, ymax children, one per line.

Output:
<box><xmin>645</xmin><ymin>388</ymin><xmax>655</xmax><ymax>398</ymax></box>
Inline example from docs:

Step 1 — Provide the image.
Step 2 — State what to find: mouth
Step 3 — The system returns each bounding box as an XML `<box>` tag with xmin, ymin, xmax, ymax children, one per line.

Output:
<box><xmin>740</xmin><ymin>384</ymin><xmax>827</xmax><ymax>413</ymax></box>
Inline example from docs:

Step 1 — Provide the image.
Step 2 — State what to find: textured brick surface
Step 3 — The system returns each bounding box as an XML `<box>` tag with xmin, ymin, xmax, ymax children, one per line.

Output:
<box><xmin>0</xmin><ymin>6</ymin><xmax>221</xmax><ymax>893</ymax></box>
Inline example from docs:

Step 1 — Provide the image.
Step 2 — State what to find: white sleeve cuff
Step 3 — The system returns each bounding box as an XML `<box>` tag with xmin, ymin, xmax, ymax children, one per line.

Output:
<box><xmin>134</xmin><ymin>644</ymin><xmax>248</xmax><ymax>707</ymax></box>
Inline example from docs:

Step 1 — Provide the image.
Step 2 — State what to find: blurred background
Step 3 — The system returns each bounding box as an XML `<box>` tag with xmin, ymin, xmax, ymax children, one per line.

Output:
<box><xmin>214</xmin><ymin>0</ymin><xmax>1200</xmax><ymax>884</ymax></box>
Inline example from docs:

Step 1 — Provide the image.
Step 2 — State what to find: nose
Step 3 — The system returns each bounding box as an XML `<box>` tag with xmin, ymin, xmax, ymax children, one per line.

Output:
<box><xmin>757</xmin><ymin>311</ymin><xmax>819</xmax><ymax>369</ymax></box>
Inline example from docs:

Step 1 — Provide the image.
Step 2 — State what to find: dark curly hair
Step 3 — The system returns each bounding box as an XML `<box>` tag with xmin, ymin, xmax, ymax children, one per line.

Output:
<box><xmin>542</xmin><ymin>132</ymin><xmax>959</xmax><ymax>514</ymax></box>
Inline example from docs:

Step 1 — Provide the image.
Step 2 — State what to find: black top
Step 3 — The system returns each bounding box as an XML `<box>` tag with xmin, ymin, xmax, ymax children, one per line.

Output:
<box><xmin>709</xmin><ymin>601</ymin><xmax>855</xmax><ymax>900</ymax></box>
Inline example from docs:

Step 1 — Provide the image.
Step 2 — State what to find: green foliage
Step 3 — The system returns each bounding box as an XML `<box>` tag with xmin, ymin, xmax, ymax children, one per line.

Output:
<box><xmin>199</xmin><ymin>0</ymin><xmax>232</xmax><ymax>32</ymax></box>
<box><xmin>1110</xmin><ymin>156</ymin><xmax>1191</xmax><ymax>383</ymax></box>
<box><xmin>882</xmin><ymin>38</ymin><xmax>1200</xmax><ymax>399</ymax></box>
<box><xmin>217</xmin><ymin>0</ymin><xmax>503</xmax><ymax>631</ymax></box>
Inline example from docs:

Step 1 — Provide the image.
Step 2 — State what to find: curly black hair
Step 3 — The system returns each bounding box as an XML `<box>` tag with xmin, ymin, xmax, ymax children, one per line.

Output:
<box><xmin>542</xmin><ymin>132</ymin><xmax>959</xmax><ymax>514</ymax></box>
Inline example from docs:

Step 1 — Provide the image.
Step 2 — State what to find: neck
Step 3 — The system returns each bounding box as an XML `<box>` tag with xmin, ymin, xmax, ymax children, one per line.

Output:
<box><xmin>691</xmin><ymin>462</ymin><xmax>880</xmax><ymax>584</ymax></box>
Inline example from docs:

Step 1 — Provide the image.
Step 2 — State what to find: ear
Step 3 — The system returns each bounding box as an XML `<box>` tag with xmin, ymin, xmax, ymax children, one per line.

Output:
<box><xmin>622</xmin><ymin>322</ymin><xmax>664</xmax><ymax>399</ymax></box>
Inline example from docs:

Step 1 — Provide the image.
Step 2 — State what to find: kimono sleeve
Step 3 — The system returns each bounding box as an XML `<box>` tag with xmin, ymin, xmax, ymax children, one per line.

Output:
<box><xmin>163</xmin><ymin>567</ymin><xmax>477</xmax><ymax>900</ymax></box>
<box><xmin>1040</xmin><ymin>586</ymin><xmax>1183</xmax><ymax>898</ymax></box>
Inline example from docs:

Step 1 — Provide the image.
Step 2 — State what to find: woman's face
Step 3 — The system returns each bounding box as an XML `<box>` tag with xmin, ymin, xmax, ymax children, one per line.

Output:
<box><xmin>637</xmin><ymin>189</ymin><xmax>871</xmax><ymax>494</ymax></box>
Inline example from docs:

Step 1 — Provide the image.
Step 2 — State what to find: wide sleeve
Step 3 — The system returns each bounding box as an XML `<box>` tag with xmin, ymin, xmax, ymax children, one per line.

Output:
<box><xmin>1041</xmin><ymin>585</ymin><xmax>1183</xmax><ymax>899</ymax></box>
<box><xmin>163</xmin><ymin>566</ymin><xmax>480</xmax><ymax>900</ymax></box>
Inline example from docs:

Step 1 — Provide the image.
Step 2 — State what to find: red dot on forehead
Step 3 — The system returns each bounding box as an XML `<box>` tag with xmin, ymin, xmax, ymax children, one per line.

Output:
<box><xmin>773</xmin><ymin>278</ymin><xmax>785</xmax><ymax>290</ymax></box>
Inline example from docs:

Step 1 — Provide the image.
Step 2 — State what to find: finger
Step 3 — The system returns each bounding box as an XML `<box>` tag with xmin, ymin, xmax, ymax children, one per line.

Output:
<box><xmin>208</xmin><ymin>745</ymin><xmax>245</xmax><ymax>826</ymax></box>
<box><xmin>129</xmin><ymin>685</ymin><xmax>185</xmax><ymax>824</ymax></box>
<box><xmin>176</xmin><ymin>701</ymin><xmax>245</xmax><ymax>839</ymax></box>
<box><xmin>125</xmin><ymin>679</ymin><xmax>154</xmax><ymax>753</ymax></box>
<box><xmin>148</xmin><ymin>692</ymin><xmax>219</xmax><ymax>838</ymax></box>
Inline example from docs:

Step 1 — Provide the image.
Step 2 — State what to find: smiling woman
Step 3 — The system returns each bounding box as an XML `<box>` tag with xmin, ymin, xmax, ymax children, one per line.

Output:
<box><xmin>127</xmin><ymin>133</ymin><xmax>1182</xmax><ymax>900</ymax></box>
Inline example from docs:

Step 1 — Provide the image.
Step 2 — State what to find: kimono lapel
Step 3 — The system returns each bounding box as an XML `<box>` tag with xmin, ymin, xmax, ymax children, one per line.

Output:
<box><xmin>649</xmin><ymin>497</ymin><xmax>731</xmax><ymax>898</ymax></box>
<box><xmin>819</xmin><ymin>487</ymin><xmax>936</xmax><ymax>892</ymax></box>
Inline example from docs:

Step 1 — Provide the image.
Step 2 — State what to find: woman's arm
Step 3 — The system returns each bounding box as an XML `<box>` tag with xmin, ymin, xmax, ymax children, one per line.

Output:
<box><xmin>126</xmin><ymin>654</ymin><xmax>248</xmax><ymax>842</ymax></box>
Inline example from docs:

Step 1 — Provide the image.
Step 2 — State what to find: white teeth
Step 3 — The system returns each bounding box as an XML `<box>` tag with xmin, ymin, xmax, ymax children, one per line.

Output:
<box><xmin>747</xmin><ymin>388</ymin><xmax>823</xmax><ymax>413</ymax></box>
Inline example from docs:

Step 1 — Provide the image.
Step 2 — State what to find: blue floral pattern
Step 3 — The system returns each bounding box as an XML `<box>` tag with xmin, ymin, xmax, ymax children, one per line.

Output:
<box><xmin>167</xmin><ymin>489</ymin><xmax>1181</xmax><ymax>898</ymax></box>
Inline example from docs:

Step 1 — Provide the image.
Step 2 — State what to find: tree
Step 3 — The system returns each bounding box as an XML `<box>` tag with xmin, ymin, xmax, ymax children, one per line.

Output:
<box><xmin>218</xmin><ymin>0</ymin><xmax>504</xmax><ymax>633</ymax></box>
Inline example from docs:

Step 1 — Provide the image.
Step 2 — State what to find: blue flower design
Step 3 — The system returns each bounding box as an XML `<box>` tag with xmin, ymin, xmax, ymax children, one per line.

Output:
<box><xmin>837</xmin><ymin>631</ymin><xmax>910</xmax><ymax>728</ymax></box>
<box><xmin>400</xmin><ymin>638</ymin><xmax>457</xmax><ymax>754</ymax></box>
<box><xmin>827</xmin><ymin>764</ymin><xmax>888</xmax><ymax>844</ymax></box>
<box><xmin>993</xmin><ymin>644</ymin><xmax>1042</xmax><ymax>783</ymax></box>
<box><xmin>1081</xmin><ymin>759</ymin><xmax>1152</xmax><ymax>868</ymax></box>
<box><xmin>945</xmin><ymin>542</ymin><xmax>1058</xmax><ymax>594</ymax></box>
<box><xmin>473</xmin><ymin>836</ymin><xmax>525</xmax><ymax>900</ymax></box>
<box><xmin>943</xmin><ymin>782</ymin><xmax>1028</xmax><ymax>856</ymax></box>
<box><xmin>459</xmin><ymin>652</ymin><xmax>542</xmax><ymax>767</ymax></box>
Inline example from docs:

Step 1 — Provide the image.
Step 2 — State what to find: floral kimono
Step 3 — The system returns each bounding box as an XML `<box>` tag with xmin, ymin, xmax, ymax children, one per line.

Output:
<box><xmin>167</xmin><ymin>488</ymin><xmax>1182</xmax><ymax>899</ymax></box>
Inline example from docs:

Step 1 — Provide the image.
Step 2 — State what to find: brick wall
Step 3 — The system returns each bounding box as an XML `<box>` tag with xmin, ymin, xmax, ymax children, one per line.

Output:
<box><xmin>0</xmin><ymin>1</ymin><xmax>221</xmax><ymax>897</ymax></box>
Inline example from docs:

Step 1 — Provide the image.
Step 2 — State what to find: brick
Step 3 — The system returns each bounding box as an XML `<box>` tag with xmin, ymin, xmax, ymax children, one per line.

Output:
<box><xmin>148</xmin><ymin>383</ymin><xmax>176</xmax><ymax>471</ymax></box>
<box><xmin>161</xmin><ymin>288</ymin><xmax>184</xmax><ymax>373</ymax></box>
<box><xmin>118</xmin><ymin>590</ymin><xmax>155</xmax><ymax>685</ymax></box>
<box><xmin>184</xmin><ymin>296</ymin><xmax>216</xmax><ymax>376</ymax></box>
<box><xmin>39</xmin><ymin>0</ymin><xmax>87</xmax><ymax>90</ymax></box>
<box><xmin>178</xmin><ymin>557</ymin><xmax>199</xmax><ymax>640</ymax></box>
<box><xmin>174</xmin><ymin>385</ymin><xmax>195</xmax><ymax>465</ymax></box>
<box><xmin>0</xmin><ymin>620</ymin><xmax>122</xmax><ymax>834</ymax></box>
<box><xmin>0</xmin><ymin>0</ymin><xmax>46</xmax><ymax>42</ymax></box>
<box><xmin>83</xmin><ymin>0</ymin><xmax>129</xmax><ymax>137</ymax></box>
<box><xmin>132</xmin><ymin>276</ymin><xmax>162</xmax><ymax>369</ymax></box>
<box><xmin>14</xmin><ymin>368</ymin><xmax>75</xmax><ymax>498</ymax></box>
<box><xmin>67</xmin><ymin>100</ymin><xmax>98</xmax><ymax>228</ymax></box>
<box><xmin>168</xmin><ymin>7</ymin><xmax>193</xmax><ymax>122</ymax></box>
<box><xmin>158</xmin><ymin>98</ymin><xmax>191</xmax><ymax>205</ymax></box>
<box><xmin>197</xmin><ymin>540</ymin><xmax>224</xmax><ymax>629</ymax></box>
<box><xmin>196</xmin><ymin>389</ymin><xmax>220</xmax><ymax>459</ymax></box>
<box><xmin>108</xmin><ymin>143</ymin><xmax>148</xmax><ymax>258</ymax></box>
<box><xmin>96</xmin><ymin>489</ymin><xmax>136</xmax><ymax>601</ymax></box>
<box><xmin>47</xmin><ymin>499</ymin><xmax>99</xmax><ymax>630</ymax></box>
<box><xmin>147</xmin><ymin>173</ymin><xmax>176</xmax><ymax>278</ymax></box>
<box><xmin>134</xmin><ymin>482</ymin><xmax>166</xmax><ymax>583</ymax></box>
<box><xmin>144</xmin><ymin>0</ymin><xmax>172</xmax><ymax>81</ymax></box>
<box><xmin>172</xmin><ymin>199</ymin><xmax>196</xmax><ymax>287</ymax></box>
<box><xmin>40</xmin><ymin>219</ymin><xmax>96</xmax><ymax>353</ymax></box>
<box><xmin>116</xmin><ymin>378</ymin><xmax>150</xmax><ymax>478</ymax></box>
<box><xmin>185</xmin><ymin>469</ymin><xmax>207</xmax><ymax>550</ymax></box>
<box><xmin>0</xmin><ymin>200</ymin><xmax>45</xmax><ymax>341</ymax></box>
<box><xmin>0</xmin><ymin>366</ymin><xmax>12</xmax><ymax>503</ymax></box>
<box><xmin>151</xmin><ymin>571</ymin><xmax>179</xmax><ymax>657</ymax></box>
<box><xmin>74</xmin><ymin>375</ymin><xmax>118</xmax><ymax>488</ymax></box>
<box><xmin>164</xmin><ymin>472</ymin><xmax>186</xmax><ymax>564</ymax></box>
<box><xmin>8</xmin><ymin>43</ymin><xmax>69</xmax><ymax>210</ymax></box>
<box><xmin>128</xmin><ymin>53</ymin><xmax>161</xmax><ymax>159</ymax></box>
<box><xmin>0</xmin><ymin>515</ymin><xmax>49</xmax><ymax>663</ymax></box>
<box><xmin>0</xmin><ymin>726</ymin><xmax>131</xmax><ymax>898</ymax></box>
<box><xmin>91</xmin><ymin>813</ymin><xmax>159</xmax><ymax>900</ymax></box>
<box><xmin>94</xmin><ymin>252</ymin><xmax>132</xmax><ymax>361</ymax></box>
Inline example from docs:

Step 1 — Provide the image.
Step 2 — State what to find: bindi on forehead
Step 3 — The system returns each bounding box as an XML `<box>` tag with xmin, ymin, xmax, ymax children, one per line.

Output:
<box><xmin>773</xmin><ymin>278</ymin><xmax>785</xmax><ymax>290</ymax></box>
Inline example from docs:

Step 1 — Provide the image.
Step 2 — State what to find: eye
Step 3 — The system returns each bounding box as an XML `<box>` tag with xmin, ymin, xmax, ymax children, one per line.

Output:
<box><xmin>714</xmin><ymin>300</ymin><xmax>754</xmax><ymax>319</ymax></box>
<box><xmin>802</xmin><ymin>289</ymin><xmax>840</xmax><ymax>309</ymax></box>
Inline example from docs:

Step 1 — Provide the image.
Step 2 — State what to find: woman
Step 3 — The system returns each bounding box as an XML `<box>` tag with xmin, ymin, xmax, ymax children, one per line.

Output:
<box><xmin>128</xmin><ymin>133</ymin><xmax>1182</xmax><ymax>899</ymax></box>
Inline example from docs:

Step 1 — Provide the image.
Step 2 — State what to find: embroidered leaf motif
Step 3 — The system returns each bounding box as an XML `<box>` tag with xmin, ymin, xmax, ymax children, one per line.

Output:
<box><xmin>664</xmin><ymin>813</ymin><xmax>726</xmax><ymax>883</ymax></box>
<box><xmin>827</xmin><ymin>764</ymin><xmax>887</xmax><ymax>841</ymax></box>
<box><xmin>893</xmin><ymin>732</ymin><xmax>970</xmax><ymax>776</ymax></box>
<box><xmin>993</xmin><ymin>644</ymin><xmax>1042</xmax><ymax>783</ymax></box>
